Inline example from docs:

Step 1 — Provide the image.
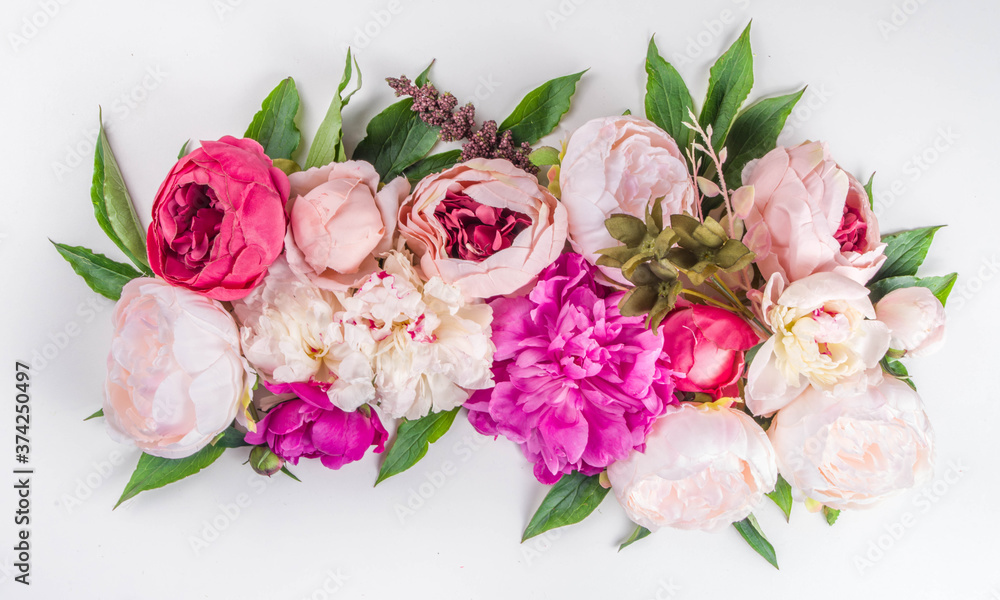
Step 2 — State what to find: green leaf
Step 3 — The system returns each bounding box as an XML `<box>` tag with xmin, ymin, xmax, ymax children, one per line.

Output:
<box><xmin>873</xmin><ymin>226</ymin><xmax>944</xmax><ymax>282</ymax></box>
<box><xmin>115</xmin><ymin>444</ymin><xmax>227</xmax><ymax>508</ymax></box>
<box><xmin>415</xmin><ymin>59</ymin><xmax>434</xmax><ymax>87</ymax></box>
<box><xmin>52</xmin><ymin>241</ymin><xmax>142</xmax><ymax>300</ymax></box>
<box><xmin>744</xmin><ymin>341</ymin><xmax>765</xmax><ymax>369</ymax></box>
<box><xmin>622</xmin><ymin>108</ymin><xmax>632</xmax><ymax>116</ymax></box>
<box><xmin>864</xmin><ymin>173</ymin><xmax>876</xmax><ymax>209</ymax></box>
<box><xmin>733</xmin><ymin>513</ymin><xmax>778</xmax><ymax>569</ymax></box>
<box><xmin>644</xmin><ymin>36</ymin><xmax>695</xmax><ymax>151</ymax></box>
<box><xmin>699</xmin><ymin>22</ymin><xmax>754</xmax><ymax>150</ymax></box>
<box><xmin>212</xmin><ymin>426</ymin><xmax>251</xmax><ymax>449</ymax></box>
<box><xmin>353</xmin><ymin>98</ymin><xmax>440</xmax><ymax>182</ymax></box>
<box><xmin>84</xmin><ymin>408</ymin><xmax>104</xmax><ymax>421</ymax></box>
<box><xmin>305</xmin><ymin>49</ymin><xmax>362</xmax><ymax>168</ymax></box>
<box><xmin>823</xmin><ymin>506</ymin><xmax>841</xmax><ymax>526</ymax></box>
<box><xmin>499</xmin><ymin>71</ymin><xmax>586</xmax><ymax>146</ymax></box>
<box><xmin>244</xmin><ymin>77</ymin><xmax>301</xmax><ymax>161</ymax></box>
<box><xmin>375</xmin><ymin>408</ymin><xmax>459</xmax><ymax>485</ymax></box>
<box><xmin>280</xmin><ymin>465</ymin><xmax>301</xmax><ymax>482</ymax></box>
<box><xmin>868</xmin><ymin>273</ymin><xmax>957</xmax><ymax>306</ymax></box>
<box><xmin>522</xmin><ymin>472</ymin><xmax>610</xmax><ymax>542</ymax></box>
<box><xmin>178</xmin><ymin>140</ymin><xmax>190</xmax><ymax>159</ymax></box>
<box><xmin>529</xmin><ymin>146</ymin><xmax>561</xmax><ymax>168</ymax></box>
<box><xmin>618</xmin><ymin>525</ymin><xmax>652</xmax><ymax>552</ymax></box>
<box><xmin>766</xmin><ymin>474</ymin><xmax>793</xmax><ymax>522</ymax></box>
<box><xmin>721</xmin><ymin>88</ymin><xmax>805</xmax><ymax>189</ymax></box>
<box><xmin>91</xmin><ymin>114</ymin><xmax>150</xmax><ymax>272</ymax></box>
<box><xmin>402</xmin><ymin>150</ymin><xmax>462</xmax><ymax>182</ymax></box>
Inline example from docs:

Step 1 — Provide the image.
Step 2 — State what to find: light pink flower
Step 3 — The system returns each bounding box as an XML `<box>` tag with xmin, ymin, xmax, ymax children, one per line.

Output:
<box><xmin>558</xmin><ymin>116</ymin><xmax>695</xmax><ymax>283</ymax></box>
<box><xmin>875</xmin><ymin>287</ymin><xmax>947</xmax><ymax>357</ymax></box>
<box><xmin>608</xmin><ymin>401</ymin><xmax>777</xmax><ymax>532</ymax></box>
<box><xmin>398</xmin><ymin>158</ymin><xmax>567</xmax><ymax>299</ymax></box>
<box><xmin>285</xmin><ymin>160</ymin><xmax>409</xmax><ymax>291</ymax></box>
<box><xmin>742</xmin><ymin>142</ymin><xmax>886</xmax><ymax>285</ymax></box>
<box><xmin>768</xmin><ymin>377</ymin><xmax>934</xmax><ymax>510</ymax></box>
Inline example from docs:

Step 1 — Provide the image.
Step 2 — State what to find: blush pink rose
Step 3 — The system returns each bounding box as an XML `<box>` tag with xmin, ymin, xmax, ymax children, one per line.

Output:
<box><xmin>742</xmin><ymin>142</ymin><xmax>886</xmax><ymax>285</ymax></box>
<box><xmin>660</xmin><ymin>305</ymin><xmax>761</xmax><ymax>396</ymax></box>
<box><xmin>285</xmin><ymin>161</ymin><xmax>410</xmax><ymax>291</ymax></box>
<box><xmin>147</xmin><ymin>136</ymin><xmax>290</xmax><ymax>301</ymax></box>
<box><xmin>398</xmin><ymin>158</ymin><xmax>567</xmax><ymax>298</ymax></box>
<box><xmin>558</xmin><ymin>116</ymin><xmax>695</xmax><ymax>283</ymax></box>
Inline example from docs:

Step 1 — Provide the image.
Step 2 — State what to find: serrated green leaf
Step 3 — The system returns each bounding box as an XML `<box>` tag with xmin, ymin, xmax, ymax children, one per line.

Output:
<box><xmin>618</xmin><ymin>525</ymin><xmax>652</xmax><ymax>552</ymax></box>
<box><xmin>84</xmin><ymin>408</ymin><xmax>104</xmax><ymax>421</ymax></box>
<box><xmin>644</xmin><ymin>36</ymin><xmax>695</xmax><ymax>151</ymax></box>
<box><xmin>353</xmin><ymin>98</ymin><xmax>440</xmax><ymax>181</ymax></box>
<box><xmin>864</xmin><ymin>173</ymin><xmax>876</xmax><ymax>210</ymax></box>
<box><xmin>721</xmin><ymin>88</ymin><xmax>805</xmax><ymax>189</ymax></box>
<box><xmin>823</xmin><ymin>506</ymin><xmax>841</xmax><ymax>526</ymax></box>
<box><xmin>91</xmin><ymin>115</ymin><xmax>150</xmax><ymax>272</ymax></box>
<box><xmin>52</xmin><ymin>241</ymin><xmax>142</xmax><ymax>300</ymax></box>
<box><xmin>873</xmin><ymin>226</ymin><xmax>944</xmax><ymax>282</ymax></box>
<box><xmin>699</xmin><ymin>22</ymin><xmax>754</xmax><ymax>150</ymax></box>
<box><xmin>375</xmin><ymin>408</ymin><xmax>459</xmax><ymax>485</ymax></box>
<box><xmin>868</xmin><ymin>273</ymin><xmax>957</xmax><ymax>306</ymax></box>
<box><xmin>522</xmin><ymin>472</ymin><xmax>609</xmax><ymax>542</ymax></box>
<box><xmin>499</xmin><ymin>71</ymin><xmax>586</xmax><ymax>146</ymax></box>
<box><xmin>244</xmin><ymin>77</ymin><xmax>301</xmax><ymax>161</ymax></box>
<box><xmin>305</xmin><ymin>49</ymin><xmax>362</xmax><ymax>168</ymax></box>
<box><xmin>115</xmin><ymin>444</ymin><xmax>227</xmax><ymax>508</ymax></box>
<box><xmin>402</xmin><ymin>150</ymin><xmax>462</xmax><ymax>182</ymax></box>
<box><xmin>212</xmin><ymin>426</ymin><xmax>252</xmax><ymax>449</ymax></box>
<box><xmin>766</xmin><ymin>474</ymin><xmax>793</xmax><ymax>522</ymax></box>
<box><xmin>415</xmin><ymin>59</ymin><xmax>434</xmax><ymax>87</ymax></box>
<box><xmin>733</xmin><ymin>513</ymin><xmax>778</xmax><ymax>569</ymax></box>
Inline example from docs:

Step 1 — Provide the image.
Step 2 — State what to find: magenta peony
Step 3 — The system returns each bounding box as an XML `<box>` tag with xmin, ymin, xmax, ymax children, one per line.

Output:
<box><xmin>465</xmin><ymin>253</ymin><xmax>676</xmax><ymax>484</ymax></box>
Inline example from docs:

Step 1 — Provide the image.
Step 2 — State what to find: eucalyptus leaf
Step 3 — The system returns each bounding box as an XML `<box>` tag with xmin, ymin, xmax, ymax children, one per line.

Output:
<box><xmin>721</xmin><ymin>88</ymin><xmax>805</xmax><ymax>189</ymax></box>
<box><xmin>353</xmin><ymin>98</ymin><xmax>440</xmax><ymax>181</ymax></box>
<box><xmin>115</xmin><ymin>444</ymin><xmax>227</xmax><ymax>508</ymax></box>
<box><xmin>52</xmin><ymin>241</ymin><xmax>142</xmax><ymax>300</ymax></box>
<box><xmin>645</xmin><ymin>36</ymin><xmax>695</xmax><ymax>151</ymax></box>
<box><xmin>872</xmin><ymin>226</ymin><xmax>944</xmax><ymax>282</ymax></box>
<box><xmin>499</xmin><ymin>71</ymin><xmax>586</xmax><ymax>146</ymax></box>
<box><xmin>522</xmin><ymin>472</ymin><xmax>609</xmax><ymax>542</ymax></box>
<box><xmin>699</xmin><ymin>22</ymin><xmax>754</xmax><ymax>151</ymax></box>
<box><xmin>244</xmin><ymin>77</ymin><xmax>301</xmax><ymax>161</ymax></box>
<box><xmin>733</xmin><ymin>513</ymin><xmax>779</xmax><ymax>569</ymax></box>
<box><xmin>305</xmin><ymin>49</ymin><xmax>362</xmax><ymax>168</ymax></box>
<box><xmin>375</xmin><ymin>408</ymin><xmax>459</xmax><ymax>485</ymax></box>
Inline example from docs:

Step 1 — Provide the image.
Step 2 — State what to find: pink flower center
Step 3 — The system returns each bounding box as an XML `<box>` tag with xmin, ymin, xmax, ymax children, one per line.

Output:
<box><xmin>165</xmin><ymin>184</ymin><xmax>224</xmax><ymax>269</ymax></box>
<box><xmin>834</xmin><ymin>202</ymin><xmax>868</xmax><ymax>252</ymax></box>
<box><xmin>434</xmin><ymin>191</ymin><xmax>530</xmax><ymax>262</ymax></box>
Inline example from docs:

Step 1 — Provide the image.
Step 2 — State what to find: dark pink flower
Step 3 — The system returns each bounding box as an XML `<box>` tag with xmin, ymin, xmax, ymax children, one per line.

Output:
<box><xmin>465</xmin><ymin>253</ymin><xmax>676</xmax><ymax>484</ymax></box>
<box><xmin>660</xmin><ymin>305</ymin><xmax>761</xmax><ymax>396</ymax></box>
<box><xmin>434</xmin><ymin>190</ymin><xmax>531</xmax><ymax>262</ymax></box>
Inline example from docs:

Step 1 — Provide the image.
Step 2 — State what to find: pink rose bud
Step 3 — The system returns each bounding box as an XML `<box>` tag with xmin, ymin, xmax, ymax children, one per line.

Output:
<box><xmin>660</xmin><ymin>305</ymin><xmax>761</xmax><ymax>396</ymax></box>
<box><xmin>875</xmin><ymin>287</ymin><xmax>946</xmax><ymax>357</ymax></box>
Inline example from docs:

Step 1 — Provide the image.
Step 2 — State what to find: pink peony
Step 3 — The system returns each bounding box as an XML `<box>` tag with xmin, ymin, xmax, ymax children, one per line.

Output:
<box><xmin>285</xmin><ymin>160</ymin><xmax>409</xmax><ymax>291</ymax></box>
<box><xmin>875</xmin><ymin>287</ymin><xmax>947</xmax><ymax>357</ymax></box>
<box><xmin>660</xmin><ymin>305</ymin><xmax>761</xmax><ymax>396</ymax></box>
<box><xmin>245</xmin><ymin>381</ymin><xmax>388</xmax><ymax>470</ymax></box>
<box><xmin>742</xmin><ymin>142</ymin><xmax>886</xmax><ymax>285</ymax></box>
<box><xmin>465</xmin><ymin>253</ymin><xmax>676</xmax><ymax>484</ymax></box>
<box><xmin>398</xmin><ymin>158</ymin><xmax>568</xmax><ymax>299</ymax></box>
<box><xmin>147</xmin><ymin>136</ymin><xmax>290</xmax><ymax>301</ymax></box>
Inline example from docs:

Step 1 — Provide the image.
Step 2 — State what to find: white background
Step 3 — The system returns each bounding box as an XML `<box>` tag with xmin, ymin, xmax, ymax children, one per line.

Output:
<box><xmin>1</xmin><ymin>0</ymin><xmax>997</xmax><ymax>598</ymax></box>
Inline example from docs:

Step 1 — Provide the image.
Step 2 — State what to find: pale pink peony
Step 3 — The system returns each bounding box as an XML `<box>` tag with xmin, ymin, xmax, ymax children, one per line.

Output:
<box><xmin>558</xmin><ymin>116</ymin><xmax>695</xmax><ymax>283</ymax></box>
<box><xmin>398</xmin><ymin>158</ymin><xmax>567</xmax><ymax>299</ymax></box>
<box><xmin>875</xmin><ymin>287</ymin><xmax>947</xmax><ymax>357</ymax></box>
<box><xmin>742</xmin><ymin>142</ymin><xmax>886</xmax><ymax>285</ymax></box>
<box><xmin>607</xmin><ymin>401</ymin><xmax>778</xmax><ymax>532</ymax></box>
<box><xmin>768</xmin><ymin>377</ymin><xmax>934</xmax><ymax>510</ymax></box>
<box><xmin>284</xmin><ymin>160</ymin><xmax>409</xmax><ymax>291</ymax></box>
<box><xmin>104</xmin><ymin>278</ymin><xmax>254</xmax><ymax>458</ymax></box>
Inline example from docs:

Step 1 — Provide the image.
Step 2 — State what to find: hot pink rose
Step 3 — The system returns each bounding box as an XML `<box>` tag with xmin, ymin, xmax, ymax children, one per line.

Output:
<box><xmin>147</xmin><ymin>136</ymin><xmax>289</xmax><ymax>301</ymax></box>
<box><xmin>742</xmin><ymin>142</ymin><xmax>886</xmax><ymax>285</ymax></box>
<box><xmin>398</xmin><ymin>158</ymin><xmax>568</xmax><ymax>299</ymax></box>
<box><xmin>285</xmin><ymin>161</ymin><xmax>409</xmax><ymax>291</ymax></box>
<box><xmin>660</xmin><ymin>305</ymin><xmax>760</xmax><ymax>396</ymax></box>
<box><xmin>558</xmin><ymin>116</ymin><xmax>695</xmax><ymax>283</ymax></box>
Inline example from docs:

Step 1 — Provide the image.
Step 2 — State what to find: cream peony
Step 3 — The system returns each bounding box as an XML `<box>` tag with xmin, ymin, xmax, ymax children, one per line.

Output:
<box><xmin>745</xmin><ymin>272</ymin><xmax>891</xmax><ymax>416</ymax></box>
<box><xmin>875</xmin><ymin>286</ymin><xmax>947</xmax><ymax>357</ymax></box>
<box><xmin>558</xmin><ymin>116</ymin><xmax>695</xmax><ymax>283</ymax></box>
<box><xmin>104</xmin><ymin>278</ymin><xmax>254</xmax><ymax>459</ymax></box>
<box><xmin>337</xmin><ymin>252</ymin><xmax>495</xmax><ymax>419</ymax></box>
<box><xmin>768</xmin><ymin>377</ymin><xmax>934</xmax><ymax>510</ymax></box>
<box><xmin>607</xmin><ymin>401</ymin><xmax>777</xmax><ymax>533</ymax></box>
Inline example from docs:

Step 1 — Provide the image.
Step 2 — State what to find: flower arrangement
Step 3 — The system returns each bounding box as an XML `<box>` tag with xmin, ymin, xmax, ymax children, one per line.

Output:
<box><xmin>57</xmin><ymin>24</ymin><xmax>954</xmax><ymax>568</ymax></box>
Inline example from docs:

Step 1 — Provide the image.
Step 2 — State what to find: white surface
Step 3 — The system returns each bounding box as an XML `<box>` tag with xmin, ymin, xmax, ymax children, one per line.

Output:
<box><xmin>2</xmin><ymin>0</ymin><xmax>998</xmax><ymax>598</ymax></box>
